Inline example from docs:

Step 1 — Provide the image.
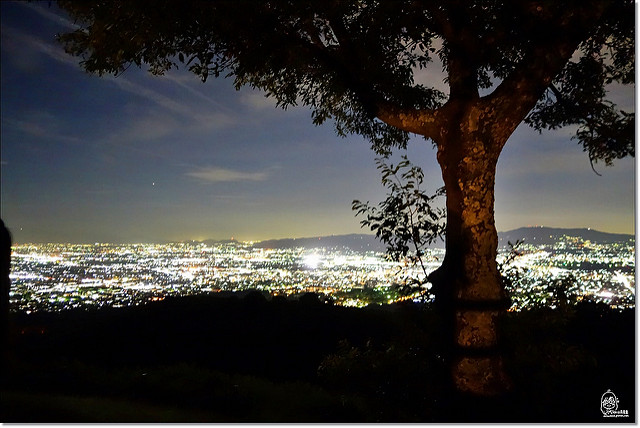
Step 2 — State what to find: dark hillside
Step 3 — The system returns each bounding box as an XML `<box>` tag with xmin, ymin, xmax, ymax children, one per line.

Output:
<box><xmin>498</xmin><ymin>227</ymin><xmax>634</xmax><ymax>246</ymax></box>
<box><xmin>253</xmin><ymin>234</ymin><xmax>389</xmax><ymax>252</ymax></box>
<box><xmin>8</xmin><ymin>293</ymin><xmax>423</xmax><ymax>382</ymax></box>
<box><xmin>248</xmin><ymin>228</ymin><xmax>634</xmax><ymax>251</ymax></box>
<box><xmin>2</xmin><ymin>294</ymin><xmax>635</xmax><ymax>422</ymax></box>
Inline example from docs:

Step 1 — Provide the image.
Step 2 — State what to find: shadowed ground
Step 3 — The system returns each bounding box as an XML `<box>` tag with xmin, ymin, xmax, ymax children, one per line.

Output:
<box><xmin>1</xmin><ymin>293</ymin><xmax>635</xmax><ymax>422</ymax></box>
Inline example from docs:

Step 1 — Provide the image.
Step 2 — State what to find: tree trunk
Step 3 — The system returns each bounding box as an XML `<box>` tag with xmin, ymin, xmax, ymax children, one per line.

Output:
<box><xmin>428</xmin><ymin>105</ymin><xmax>512</xmax><ymax>396</ymax></box>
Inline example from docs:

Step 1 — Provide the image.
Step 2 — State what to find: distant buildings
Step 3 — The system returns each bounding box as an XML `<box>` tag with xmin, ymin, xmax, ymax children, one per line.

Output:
<box><xmin>8</xmin><ymin>233</ymin><xmax>635</xmax><ymax>313</ymax></box>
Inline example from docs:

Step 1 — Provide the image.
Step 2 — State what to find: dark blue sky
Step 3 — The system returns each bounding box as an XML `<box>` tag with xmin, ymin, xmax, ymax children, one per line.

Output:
<box><xmin>1</xmin><ymin>1</ymin><xmax>635</xmax><ymax>243</ymax></box>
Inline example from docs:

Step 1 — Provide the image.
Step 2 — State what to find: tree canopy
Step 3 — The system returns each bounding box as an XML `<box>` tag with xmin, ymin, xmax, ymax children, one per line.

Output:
<box><xmin>57</xmin><ymin>0</ymin><xmax>634</xmax><ymax>163</ymax></box>
<box><xmin>55</xmin><ymin>0</ymin><xmax>634</xmax><ymax>396</ymax></box>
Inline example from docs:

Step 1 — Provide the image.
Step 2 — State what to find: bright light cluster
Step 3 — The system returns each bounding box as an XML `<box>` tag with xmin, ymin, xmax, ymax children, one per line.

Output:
<box><xmin>8</xmin><ymin>233</ymin><xmax>635</xmax><ymax>313</ymax></box>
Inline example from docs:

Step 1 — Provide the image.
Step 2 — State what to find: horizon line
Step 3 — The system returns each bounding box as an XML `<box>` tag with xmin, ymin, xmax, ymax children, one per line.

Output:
<box><xmin>8</xmin><ymin>225</ymin><xmax>635</xmax><ymax>246</ymax></box>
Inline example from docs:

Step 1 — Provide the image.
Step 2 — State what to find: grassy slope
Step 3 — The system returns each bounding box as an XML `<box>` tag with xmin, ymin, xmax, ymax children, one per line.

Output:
<box><xmin>2</xmin><ymin>294</ymin><xmax>636</xmax><ymax>422</ymax></box>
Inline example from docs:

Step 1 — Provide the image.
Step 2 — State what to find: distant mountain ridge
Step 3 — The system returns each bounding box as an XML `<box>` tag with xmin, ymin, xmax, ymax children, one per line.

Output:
<box><xmin>253</xmin><ymin>234</ymin><xmax>389</xmax><ymax>252</ymax></box>
<box><xmin>185</xmin><ymin>227</ymin><xmax>633</xmax><ymax>251</ymax></box>
<box><xmin>498</xmin><ymin>226</ymin><xmax>634</xmax><ymax>246</ymax></box>
<box><xmin>251</xmin><ymin>227</ymin><xmax>633</xmax><ymax>251</ymax></box>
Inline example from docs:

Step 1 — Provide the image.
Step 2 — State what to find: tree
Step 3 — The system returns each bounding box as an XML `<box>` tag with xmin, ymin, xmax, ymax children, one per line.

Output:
<box><xmin>56</xmin><ymin>0</ymin><xmax>634</xmax><ymax>396</ymax></box>
<box><xmin>352</xmin><ymin>156</ymin><xmax>445</xmax><ymax>300</ymax></box>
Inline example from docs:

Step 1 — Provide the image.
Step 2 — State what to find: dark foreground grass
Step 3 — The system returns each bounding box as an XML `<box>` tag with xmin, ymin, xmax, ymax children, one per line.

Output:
<box><xmin>2</xmin><ymin>293</ymin><xmax>636</xmax><ymax>422</ymax></box>
<box><xmin>3</xmin><ymin>390</ymin><xmax>220</xmax><ymax>423</ymax></box>
<box><xmin>2</xmin><ymin>362</ymin><xmax>361</xmax><ymax>422</ymax></box>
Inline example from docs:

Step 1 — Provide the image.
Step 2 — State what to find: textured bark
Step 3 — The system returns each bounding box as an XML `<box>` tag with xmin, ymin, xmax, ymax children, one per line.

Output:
<box><xmin>369</xmin><ymin>4</ymin><xmax>609</xmax><ymax>396</ymax></box>
<box><xmin>428</xmin><ymin>100</ymin><xmax>512</xmax><ymax>396</ymax></box>
<box><xmin>377</xmin><ymin>98</ymin><xmax>516</xmax><ymax>395</ymax></box>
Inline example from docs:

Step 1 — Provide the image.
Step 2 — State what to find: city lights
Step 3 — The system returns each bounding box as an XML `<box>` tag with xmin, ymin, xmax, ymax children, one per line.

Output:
<box><xmin>8</xmin><ymin>232</ymin><xmax>635</xmax><ymax>313</ymax></box>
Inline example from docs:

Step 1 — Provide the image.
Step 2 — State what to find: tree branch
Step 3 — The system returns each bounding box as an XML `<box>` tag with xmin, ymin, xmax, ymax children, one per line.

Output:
<box><xmin>291</xmin><ymin>13</ymin><xmax>444</xmax><ymax>138</ymax></box>
<box><xmin>485</xmin><ymin>3</ymin><xmax>609</xmax><ymax>144</ymax></box>
<box><xmin>375</xmin><ymin>102</ymin><xmax>442</xmax><ymax>139</ymax></box>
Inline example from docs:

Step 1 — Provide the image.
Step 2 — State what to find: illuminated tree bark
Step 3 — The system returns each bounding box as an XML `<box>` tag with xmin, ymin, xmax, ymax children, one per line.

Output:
<box><xmin>430</xmin><ymin>104</ymin><xmax>512</xmax><ymax>395</ymax></box>
<box><xmin>376</xmin><ymin>28</ymin><xmax>592</xmax><ymax>392</ymax></box>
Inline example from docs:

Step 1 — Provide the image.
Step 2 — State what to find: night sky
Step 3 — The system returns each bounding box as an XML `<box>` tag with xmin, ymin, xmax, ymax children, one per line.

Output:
<box><xmin>1</xmin><ymin>1</ymin><xmax>635</xmax><ymax>244</ymax></box>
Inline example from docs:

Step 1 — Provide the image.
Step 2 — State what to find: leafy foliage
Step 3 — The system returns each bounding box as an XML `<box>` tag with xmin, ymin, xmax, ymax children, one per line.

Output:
<box><xmin>56</xmin><ymin>0</ymin><xmax>444</xmax><ymax>154</ymax></box>
<box><xmin>56</xmin><ymin>0</ymin><xmax>634</xmax><ymax>160</ymax></box>
<box><xmin>353</xmin><ymin>156</ymin><xmax>445</xmax><ymax>297</ymax></box>
<box><xmin>524</xmin><ymin>1</ymin><xmax>635</xmax><ymax>167</ymax></box>
<box><xmin>317</xmin><ymin>338</ymin><xmax>446</xmax><ymax>421</ymax></box>
<box><xmin>498</xmin><ymin>239</ymin><xmax>526</xmax><ymax>303</ymax></box>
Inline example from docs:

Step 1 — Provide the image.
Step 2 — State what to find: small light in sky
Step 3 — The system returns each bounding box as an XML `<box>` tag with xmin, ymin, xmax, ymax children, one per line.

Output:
<box><xmin>152</xmin><ymin>182</ymin><xmax>155</xmax><ymax>186</ymax></box>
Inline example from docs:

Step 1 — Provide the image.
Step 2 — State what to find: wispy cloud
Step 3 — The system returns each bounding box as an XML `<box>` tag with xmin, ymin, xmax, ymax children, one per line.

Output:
<box><xmin>114</xmin><ymin>112</ymin><xmax>180</xmax><ymax>141</ymax></box>
<box><xmin>192</xmin><ymin>111</ymin><xmax>238</xmax><ymax>130</ymax></box>
<box><xmin>2</xmin><ymin>25</ymin><xmax>80</xmax><ymax>70</ymax></box>
<box><xmin>160</xmin><ymin>72</ymin><xmax>233</xmax><ymax>113</ymax></box>
<box><xmin>106</xmin><ymin>76</ymin><xmax>196</xmax><ymax>117</ymax></box>
<box><xmin>2</xmin><ymin>115</ymin><xmax>81</xmax><ymax>144</ymax></box>
<box><xmin>103</xmin><ymin>73</ymin><xmax>238</xmax><ymax>132</ymax></box>
<box><xmin>5</xmin><ymin>25</ymin><xmax>185</xmax><ymax>117</ymax></box>
<box><xmin>186</xmin><ymin>167</ymin><xmax>270</xmax><ymax>183</ymax></box>
<box><xmin>5</xmin><ymin>26</ymin><xmax>236</xmax><ymax>129</ymax></box>
<box><xmin>21</xmin><ymin>2</ymin><xmax>79</xmax><ymax>30</ymax></box>
<box><xmin>240</xmin><ymin>90</ymin><xmax>280</xmax><ymax>110</ymax></box>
